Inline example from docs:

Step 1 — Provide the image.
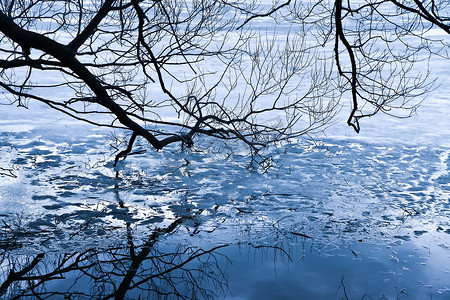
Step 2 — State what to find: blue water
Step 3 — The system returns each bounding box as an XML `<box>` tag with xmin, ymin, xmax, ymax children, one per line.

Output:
<box><xmin>1</xmin><ymin>107</ymin><xmax>449</xmax><ymax>298</ymax></box>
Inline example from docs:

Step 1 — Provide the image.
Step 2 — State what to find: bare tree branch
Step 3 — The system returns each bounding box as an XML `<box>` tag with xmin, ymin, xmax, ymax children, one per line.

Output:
<box><xmin>0</xmin><ymin>0</ymin><xmax>445</xmax><ymax>160</ymax></box>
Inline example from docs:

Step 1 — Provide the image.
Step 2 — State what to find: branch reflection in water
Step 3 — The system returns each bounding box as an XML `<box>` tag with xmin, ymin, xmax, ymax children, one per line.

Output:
<box><xmin>0</xmin><ymin>220</ymin><xmax>231</xmax><ymax>299</ymax></box>
<box><xmin>1</xmin><ymin>136</ymin><xmax>450</xmax><ymax>299</ymax></box>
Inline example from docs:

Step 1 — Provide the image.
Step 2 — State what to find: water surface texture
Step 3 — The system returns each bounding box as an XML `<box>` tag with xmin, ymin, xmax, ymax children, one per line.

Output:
<box><xmin>1</xmin><ymin>1</ymin><xmax>450</xmax><ymax>297</ymax></box>
<box><xmin>1</xmin><ymin>98</ymin><xmax>449</xmax><ymax>299</ymax></box>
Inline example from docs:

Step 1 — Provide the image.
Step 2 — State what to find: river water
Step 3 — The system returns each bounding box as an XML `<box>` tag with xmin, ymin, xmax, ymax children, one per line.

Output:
<box><xmin>0</xmin><ymin>92</ymin><xmax>449</xmax><ymax>298</ymax></box>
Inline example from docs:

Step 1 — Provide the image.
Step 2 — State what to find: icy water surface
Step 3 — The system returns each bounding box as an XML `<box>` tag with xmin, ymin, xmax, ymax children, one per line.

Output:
<box><xmin>0</xmin><ymin>103</ymin><xmax>450</xmax><ymax>299</ymax></box>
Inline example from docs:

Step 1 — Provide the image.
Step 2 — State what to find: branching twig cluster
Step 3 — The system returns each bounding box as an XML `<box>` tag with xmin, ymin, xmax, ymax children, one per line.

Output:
<box><xmin>0</xmin><ymin>0</ymin><xmax>447</xmax><ymax>160</ymax></box>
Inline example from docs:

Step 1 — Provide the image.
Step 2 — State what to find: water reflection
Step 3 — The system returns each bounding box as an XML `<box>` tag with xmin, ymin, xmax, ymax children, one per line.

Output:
<box><xmin>0</xmin><ymin>220</ymin><xmax>231</xmax><ymax>299</ymax></box>
<box><xmin>2</xmin><ymin>220</ymin><xmax>449</xmax><ymax>299</ymax></box>
<box><xmin>221</xmin><ymin>239</ymin><xmax>448</xmax><ymax>300</ymax></box>
<box><xmin>0</xmin><ymin>182</ymin><xmax>233</xmax><ymax>299</ymax></box>
<box><xmin>1</xmin><ymin>127</ymin><xmax>450</xmax><ymax>299</ymax></box>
